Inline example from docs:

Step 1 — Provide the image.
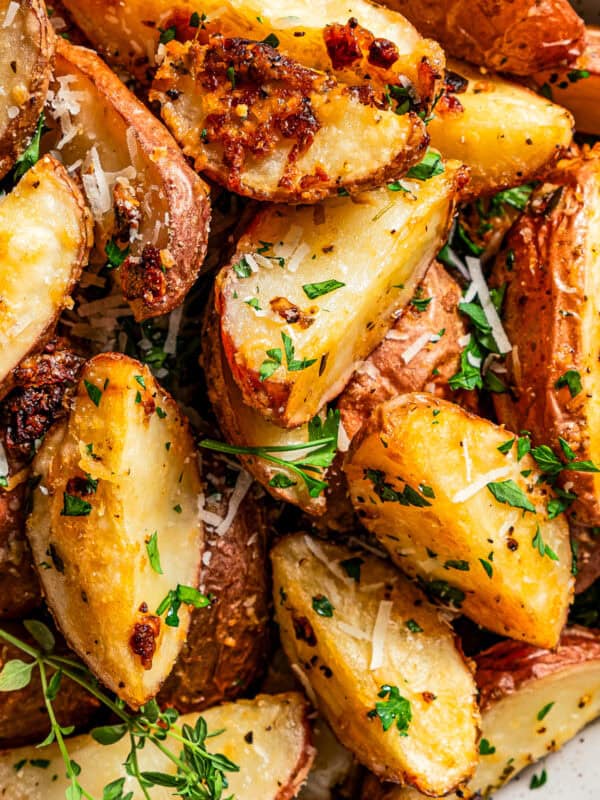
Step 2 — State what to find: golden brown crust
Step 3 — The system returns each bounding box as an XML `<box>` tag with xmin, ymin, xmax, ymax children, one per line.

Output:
<box><xmin>474</xmin><ymin>626</ymin><xmax>600</xmax><ymax>711</ymax></box>
<box><xmin>52</xmin><ymin>39</ymin><xmax>211</xmax><ymax>321</ymax></box>
<box><xmin>151</xmin><ymin>36</ymin><xmax>428</xmax><ymax>203</ymax></box>
<box><xmin>0</xmin><ymin>0</ymin><xmax>55</xmax><ymax>179</ymax></box>
<box><xmin>492</xmin><ymin>147</ymin><xmax>600</xmax><ymax>525</ymax></box>
<box><xmin>158</xmin><ymin>453</ymin><xmax>270</xmax><ymax>712</ymax></box>
<box><xmin>381</xmin><ymin>0</ymin><xmax>585</xmax><ymax>76</ymax></box>
<box><xmin>338</xmin><ymin>261</ymin><xmax>467</xmax><ymax>441</ymax></box>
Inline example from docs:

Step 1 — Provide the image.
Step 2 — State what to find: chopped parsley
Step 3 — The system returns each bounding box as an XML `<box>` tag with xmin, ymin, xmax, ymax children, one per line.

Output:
<box><xmin>405</xmin><ymin>619</ymin><xmax>423</xmax><ymax>633</ymax></box>
<box><xmin>368</xmin><ymin>685</ymin><xmax>412</xmax><ymax>735</ymax></box>
<box><xmin>232</xmin><ymin>256</ymin><xmax>252</xmax><ymax>278</ymax></box>
<box><xmin>406</xmin><ymin>150</ymin><xmax>445</xmax><ymax>181</ymax></box>
<box><xmin>537</xmin><ymin>702</ymin><xmax>554</xmax><ymax>721</ymax></box>
<box><xmin>366</xmin><ymin>468</ymin><xmax>432</xmax><ymax>507</ymax></box>
<box><xmin>268</xmin><ymin>473</ymin><xmax>296</xmax><ymax>489</ymax></box>
<box><xmin>532</xmin><ymin>525</ymin><xmax>559</xmax><ymax>561</ymax></box>
<box><xmin>444</xmin><ymin>559</ymin><xmax>470</xmax><ymax>571</ymax></box>
<box><xmin>13</xmin><ymin>113</ymin><xmax>44</xmax><ymax>180</ymax></box>
<box><xmin>312</xmin><ymin>595</ymin><xmax>334</xmax><ymax>617</ymax></box>
<box><xmin>146</xmin><ymin>532</ymin><xmax>163</xmax><ymax>574</ymax></box>
<box><xmin>530</xmin><ymin>769</ymin><xmax>547</xmax><ymax>790</ymax></box>
<box><xmin>83</xmin><ymin>380</ymin><xmax>102</xmax><ymax>407</ymax></box>
<box><xmin>156</xmin><ymin>585</ymin><xmax>211</xmax><ymax>627</ymax></box>
<box><xmin>61</xmin><ymin>494</ymin><xmax>92</xmax><ymax>517</ymax></box>
<box><xmin>554</xmin><ymin>369</ymin><xmax>582</xmax><ymax>398</ymax></box>
<box><xmin>410</xmin><ymin>289</ymin><xmax>432</xmax><ymax>312</ymax></box>
<box><xmin>302</xmin><ymin>279</ymin><xmax>345</xmax><ymax>299</ymax></box>
<box><xmin>487</xmin><ymin>480</ymin><xmax>535</xmax><ymax>512</ymax></box>
<box><xmin>105</xmin><ymin>239</ymin><xmax>129</xmax><ymax>269</ymax></box>
<box><xmin>282</xmin><ymin>332</ymin><xmax>318</xmax><ymax>372</ymax></box>
<box><xmin>479</xmin><ymin>559</ymin><xmax>494</xmax><ymax>578</ymax></box>
<box><xmin>418</xmin><ymin>577</ymin><xmax>465</xmax><ymax>609</ymax></box>
<box><xmin>479</xmin><ymin>738</ymin><xmax>496</xmax><ymax>755</ymax></box>
<box><xmin>159</xmin><ymin>26</ymin><xmax>176</xmax><ymax>44</ymax></box>
<box><xmin>340</xmin><ymin>556</ymin><xmax>364</xmax><ymax>582</ymax></box>
<box><xmin>262</xmin><ymin>33</ymin><xmax>280</xmax><ymax>47</ymax></box>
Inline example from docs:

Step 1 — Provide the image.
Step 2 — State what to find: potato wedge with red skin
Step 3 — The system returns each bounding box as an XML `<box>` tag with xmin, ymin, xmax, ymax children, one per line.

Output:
<box><xmin>272</xmin><ymin>534</ymin><xmax>480</xmax><ymax>794</ymax></box>
<box><xmin>60</xmin><ymin>0</ymin><xmax>444</xmax><ymax>110</ymax></box>
<box><xmin>0</xmin><ymin>0</ymin><xmax>54</xmax><ymax>179</ymax></box>
<box><xmin>151</xmin><ymin>37</ymin><xmax>428</xmax><ymax>203</ymax></box>
<box><xmin>26</xmin><ymin>353</ymin><xmax>204</xmax><ymax>709</ymax></box>
<box><xmin>345</xmin><ymin>393</ymin><xmax>573</xmax><ymax>648</ymax></box>
<box><xmin>44</xmin><ymin>39</ymin><xmax>210</xmax><ymax>320</ymax></box>
<box><xmin>217</xmin><ymin>163</ymin><xmax>464</xmax><ymax>428</ymax></box>
<box><xmin>492</xmin><ymin>147</ymin><xmax>600</xmax><ymax>526</ymax></box>
<box><xmin>534</xmin><ymin>27</ymin><xmax>600</xmax><ymax>136</ymax></box>
<box><xmin>158</xmin><ymin>453</ymin><xmax>270</xmax><ymax>712</ymax></box>
<box><xmin>338</xmin><ymin>261</ymin><xmax>468</xmax><ymax>441</ymax></box>
<box><xmin>0</xmin><ymin>692</ymin><xmax>315</xmax><ymax>799</ymax></box>
<box><xmin>379</xmin><ymin>0</ymin><xmax>585</xmax><ymax>76</ymax></box>
<box><xmin>363</xmin><ymin>627</ymin><xmax>600</xmax><ymax>800</ymax></box>
<box><xmin>0</xmin><ymin>154</ymin><xmax>92</xmax><ymax>391</ymax></box>
<box><xmin>428</xmin><ymin>59</ymin><xmax>574</xmax><ymax>197</ymax></box>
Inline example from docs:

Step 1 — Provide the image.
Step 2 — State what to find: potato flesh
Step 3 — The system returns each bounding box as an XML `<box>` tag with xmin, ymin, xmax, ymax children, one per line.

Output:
<box><xmin>0</xmin><ymin>0</ymin><xmax>53</xmax><ymax>179</ymax></box>
<box><xmin>45</xmin><ymin>39</ymin><xmax>210</xmax><ymax>319</ymax></box>
<box><xmin>0</xmin><ymin>154</ymin><xmax>90</xmax><ymax>386</ymax></box>
<box><xmin>26</xmin><ymin>354</ymin><xmax>203</xmax><ymax>708</ymax></box>
<box><xmin>428</xmin><ymin>60</ymin><xmax>574</xmax><ymax>196</ymax></box>
<box><xmin>271</xmin><ymin>534</ymin><xmax>479</xmax><ymax>793</ymax></box>
<box><xmin>0</xmin><ymin>693</ymin><xmax>313</xmax><ymax>799</ymax></box>
<box><xmin>534</xmin><ymin>28</ymin><xmax>600</xmax><ymax>136</ymax></box>
<box><xmin>345</xmin><ymin>394</ymin><xmax>573</xmax><ymax>647</ymax></box>
<box><xmin>218</xmin><ymin>165</ymin><xmax>462</xmax><ymax>428</ymax></box>
<box><xmin>61</xmin><ymin>0</ymin><xmax>444</xmax><ymax>102</ymax></box>
<box><xmin>152</xmin><ymin>39</ymin><xmax>427</xmax><ymax>203</ymax></box>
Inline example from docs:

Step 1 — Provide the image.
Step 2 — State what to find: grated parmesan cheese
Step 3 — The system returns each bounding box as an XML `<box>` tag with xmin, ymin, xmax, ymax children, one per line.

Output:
<box><xmin>0</xmin><ymin>442</ymin><xmax>8</xmax><ymax>478</ymax></box>
<box><xmin>291</xmin><ymin>664</ymin><xmax>318</xmax><ymax>706</ymax></box>
<box><xmin>164</xmin><ymin>305</ymin><xmax>183</xmax><ymax>355</ymax></box>
<box><xmin>451</xmin><ymin>465</ymin><xmax>513</xmax><ymax>504</ymax></box>
<box><xmin>286</xmin><ymin>242</ymin><xmax>311</xmax><ymax>273</ymax></box>
<box><xmin>553</xmin><ymin>273</ymin><xmax>578</xmax><ymax>295</ymax></box>
<box><xmin>337</xmin><ymin>621</ymin><xmax>370</xmax><ymax>641</ymax></box>
<box><xmin>215</xmin><ymin>470</ymin><xmax>253</xmax><ymax>536</ymax></box>
<box><xmin>2</xmin><ymin>2</ymin><xmax>19</xmax><ymax>28</ymax></box>
<box><xmin>370</xmin><ymin>600</ymin><xmax>392</xmax><ymax>670</ymax></box>
<box><xmin>466</xmin><ymin>256</ymin><xmax>512</xmax><ymax>354</ymax></box>
<box><xmin>337</xmin><ymin>418</ymin><xmax>351</xmax><ymax>453</ymax></box>
<box><xmin>463</xmin><ymin>438</ymin><xmax>472</xmax><ymax>483</ymax></box>
<box><xmin>304</xmin><ymin>536</ymin><xmax>352</xmax><ymax>585</ymax></box>
<box><xmin>458</xmin><ymin>333</ymin><xmax>472</xmax><ymax>348</ymax></box>
<box><xmin>402</xmin><ymin>332</ymin><xmax>432</xmax><ymax>364</ymax></box>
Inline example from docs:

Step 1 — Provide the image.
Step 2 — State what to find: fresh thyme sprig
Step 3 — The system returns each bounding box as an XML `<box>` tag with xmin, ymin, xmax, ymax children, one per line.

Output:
<box><xmin>0</xmin><ymin>623</ymin><xmax>238</xmax><ymax>800</ymax></box>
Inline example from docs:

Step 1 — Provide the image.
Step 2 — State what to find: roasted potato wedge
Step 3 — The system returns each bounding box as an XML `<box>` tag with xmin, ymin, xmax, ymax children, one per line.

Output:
<box><xmin>271</xmin><ymin>534</ymin><xmax>480</xmax><ymax>794</ymax></box>
<box><xmin>26</xmin><ymin>353</ymin><xmax>204</xmax><ymax>708</ymax></box>
<box><xmin>428</xmin><ymin>60</ymin><xmax>574</xmax><ymax>197</ymax></box>
<box><xmin>151</xmin><ymin>37</ymin><xmax>428</xmax><ymax>203</ymax></box>
<box><xmin>0</xmin><ymin>623</ymin><xmax>100</xmax><ymax>747</ymax></box>
<box><xmin>0</xmin><ymin>154</ymin><xmax>91</xmax><ymax>389</ymax></box>
<box><xmin>0</xmin><ymin>0</ymin><xmax>54</xmax><ymax>180</ymax></box>
<box><xmin>380</xmin><ymin>0</ymin><xmax>585</xmax><ymax>76</ymax></box>
<box><xmin>345</xmin><ymin>393</ymin><xmax>573</xmax><ymax>647</ymax></box>
<box><xmin>158</xmin><ymin>453</ymin><xmax>269</xmax><ymax>711</ymax></box>
<box><xmin>217</xmin><ymin>162</ymin><xmax>464</xmax><ymax>428</ymax></box>
<box><xmin>338</xmin><ymin>260</ymin><xmax>467</xmax><ymax>441</ymax></box>
<box><xmin>0</xmin><ymin>692</ymin><xmax>314</xmax><ymax>799</ymax></box>
<box><xmin>363</xmin><ymin>627</ymin><xmax>600</xmax><ymax>800</ymax></box>
<box><xmin>44</xmin><ymin>38</ymin><xmax>210</xmax><ymax>320</ymax></box>
<box><xmin>60</xmin><ymin>0</ymin><xmax>444</xmax><ymax>106</ymax></box>
<box><xmin>534</xmin><ymin>27</ymin><xmax>600</xmax><ymax>136</ymax></box>
<box><xmin>492</xmin><ymin>148</ymin><xmax>600</xmax><ymax>526</ymax></box>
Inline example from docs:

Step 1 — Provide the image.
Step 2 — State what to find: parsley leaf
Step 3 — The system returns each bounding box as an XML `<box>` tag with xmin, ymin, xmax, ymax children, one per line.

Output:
<box><xmin>487</xmin><ymin>480</ymin><xmax>535</xmax><ymax>512</ymax></box>
<box><xmin>13</xmin><ymin>113</ymin><xmax>44</xmax><ymax>180</ymax></box>
<box><xmin>83</xmin><ymin>380</ymin><xmax>102</xmax><ymax>407</ymax></box>
<box><xmin>532</xmin><ymin>525</ymin><xmax>559</xmax><ymax>561</ymax></box>
<box><xmin>282</xmin><ymin>332</ymin><xmax>317</xmax><ymax>372</ymax></box>
<box><xmin>145</xmin><ymin>532</ymin><xmax>163</xmax><ymax>575</ymax></box>
<box><xmin>302</xmin><ymin>279</ymin><xmax>345</xmax><ymax>299</ymax></box>
<box><xmin>368</xmin><ymin>685</ymin><xmax>412</xmax><ymax>735</ymax></box>
<box><xmin>259</xmin><ymin>347</ymin><xmax>282</xmax><ymax>382</ymax></box>
<box><xmin>555</xmin><ymin>369</ymin><xmax>582</xmax><ymax>398</ymax></box>
<box><xmin>105</xmin><ymin>239</ymin><xmax>129</xmax><ymax>269</ymax></box>
<box><xmin>406</xmin><ymin>150</ymin><xmax>445</xmax><ymax>181</ymax></box>
<box><xmin>61</xmin><ymin>494</ymin><xmax>92</xmax><ymax>517</ymax></box>
<box><xmin>156</xmin><ymin>585</ymin><xmax>211</xmax><ymax>627</ymax></box>
<box><xmin>268</xmin><ymin>473</ymin><xmax>296</xmax><ymax>489</ymax></box>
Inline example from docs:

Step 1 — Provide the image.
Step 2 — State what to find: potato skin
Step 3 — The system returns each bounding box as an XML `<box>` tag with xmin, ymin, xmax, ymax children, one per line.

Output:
<box><xmin>338</xmin><ymin>261</ymin><xmax>467</xmax><ymax>441</ymax></box>
<box><xmin>49</xmin><ymin>39</ymin><xmax>211</xmax><ymax>320</ymax></box>
<box><xmin>0</xmin><ymin>626</ymin><xmax>100</xmax><ymax>747</ymax></box>
<box><xmin>0</xmin><ymin>0</ymin><xmax>55</xmax><ymax>179</ymax></box>
<box><xmin>492</xmin><ymin>147</ymin><xmax>600</xmax><ymax>525</ymax></box>
<box><xmin>159</xmin><ymin>455</ymin><xmax>270</xmax><ymax>712</ymax></box>
<box><xmin>381</xmin><ymin>0</ymin><xmax>585</xmax><ymax>75</ymax></box>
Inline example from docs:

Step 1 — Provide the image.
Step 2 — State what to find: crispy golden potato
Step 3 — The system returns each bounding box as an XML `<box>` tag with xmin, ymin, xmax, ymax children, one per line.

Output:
<box><xmin>534</xmin><ymin>27</ymin><xmax>600</xmax><ymax>136</ymax></box>
<box><xmin>271</xmin><ymin>534</ymin><xmax>480</xmax><ymax>794</ymax></box>
<box><xmin>44</xmin><ymin>39</ymin><xmax>210</xmax><ymax>320</ymax></box>
<box><xmin>158</xmin><ymin>453</ymin><xmax>270</xmax><ymax>711</ymax></box>
<box><xmin>428</xmin><ymin>60</ymin><xmax>574</xmax><ymax>197</ymax></box>
<box><xmin>345</xmin><ymin>393</ymin><xmax>573</xmax><ymax>647</ymax></box>
<box><xmin>26</xmin><ymin>353</ymin><xmax>204</xmax><ymax>708</ymax></box>
<box><xmin>0</xmin><ymin>341</ymin><xmax>84</xmax><ymax>619</ymax></box>
<box><xmin>0</xmin><ymin>624</ymin><xmax>100</xmax><ymax>747</ymax></box>
<box><xmin>151</xmin><ymin>37</ymin><xmax>428</xmax><ymax>203</ymax></box>
<box><xmin>338</xmin><ymin>261</ymin><xmax>467</xmax><ymax>441</ymax></box>
<box><xmin>0</xmin><ymin>154</ymin><xmax>92</xmax><ymax>390</ymax></box>
<box><xmin>380</xmin><ymin>0</ymin><xmax>585</xmax><ymax>75</ymax></box>
<box><xmin>492</xmin><ymin>148</ymin><xmax>600</xmax><ymax>526</ymax></box>
<box><xmin>217</xmin><ymin>162</ymin><xmax>464</xmax><ymax>428</ymax></box>
<box><xmin>0</xmin><ymin>692</ymin><xmax>315</xmax><ymax>799</ymax></box>
<box><xmin>0</xmin><ymin>0</ymin><xmax>54</xmax><ymax>179</ymax></box>
<box><xmin>364</xmin><ymin>627</ymin><xmax>600</xmax><ymax>800</ymax></box>
<box><xmin>60</xmin><ymin>0</ymin><xmax>444</xmax><ymax>106</ymax></box>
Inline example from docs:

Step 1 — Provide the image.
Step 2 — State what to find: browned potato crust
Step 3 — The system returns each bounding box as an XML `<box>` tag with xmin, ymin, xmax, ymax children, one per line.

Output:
<box><xmin>45</xmin><ymin>39</ymin><xmax>211</xmax><ymax>320</ymax></box>
<box><xmin>158</xmin><ymin>454</ymin><xmax>270</xmax><ymax>712</ymax></box>
<box><xmin>0</xmin><ymin>625</ymin><xmax>100</xmax><ymax>747</ymax></box>
<box><xmin>0</xmin><ymin>0</ymin><xmax>54</xmax><ymax>179</ymax></box>
<box><xmin>534</xmin><ymin>26</ymin><xmax>600</xmax><ymax>136</ymax></box>
<box><xmin>492</xmin><ymin>147</ymin><xmax>600</xmax><ymax>525</ymax></box>
<box><xmin>380</xmin><ymin>0</ymin><xmax>585</xmax><ymax>75</ymax></box>
<box><xmin>338</xmin><ymin>261</ymin><xmax>467</xmax><ymax>441</ymax></box>
<box><xmin>151</xmin><ymin>37</ymin><xmax>427</xmax><ymax>203</ymax></box>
